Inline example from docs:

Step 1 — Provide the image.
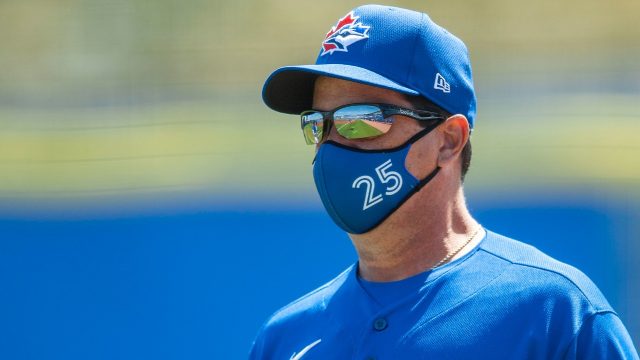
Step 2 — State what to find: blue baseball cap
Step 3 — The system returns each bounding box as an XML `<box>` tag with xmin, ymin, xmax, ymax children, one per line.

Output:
<box><xmin>262</xmin><ymin>4</ymin><xmax>477</xmax><ymax>128</ymax></box>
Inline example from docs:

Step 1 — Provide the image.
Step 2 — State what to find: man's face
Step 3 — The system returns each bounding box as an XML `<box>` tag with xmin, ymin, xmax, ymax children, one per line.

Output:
<box><xmin>311</xmin><ymin>76</ymin><xmax>442</xmax><ymax>181</ymax></box>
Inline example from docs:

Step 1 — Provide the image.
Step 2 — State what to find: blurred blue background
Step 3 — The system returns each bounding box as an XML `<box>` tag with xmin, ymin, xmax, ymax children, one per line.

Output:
<box><xmin>0</xmin><ymin>0</ymin><xmax>638</xmax><ymax>359</ymax></box>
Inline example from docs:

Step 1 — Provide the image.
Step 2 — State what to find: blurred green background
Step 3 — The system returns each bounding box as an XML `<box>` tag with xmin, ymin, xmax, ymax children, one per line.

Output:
<box><xmin>1</xmin><ymin>1</ymin><xmax>639</xmax><ymax>358</ymax></box>
<box><xmin>0</xmin><ymin>0</ymin><xmax>638</xmax><ymax>213</ymax></box>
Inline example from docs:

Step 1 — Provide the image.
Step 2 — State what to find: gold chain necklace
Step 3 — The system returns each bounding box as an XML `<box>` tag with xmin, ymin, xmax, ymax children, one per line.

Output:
<box><xmin>432</xmin><ymin>226</ymin><xmax>482</xmax><ymax>269</ymax></box>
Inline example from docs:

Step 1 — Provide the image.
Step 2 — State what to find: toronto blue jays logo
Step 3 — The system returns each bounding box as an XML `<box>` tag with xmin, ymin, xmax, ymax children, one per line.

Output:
<box><xmin>321</xmin><ymin>12</ymin><xmax>370</xmax><ymax>56</ymax></box>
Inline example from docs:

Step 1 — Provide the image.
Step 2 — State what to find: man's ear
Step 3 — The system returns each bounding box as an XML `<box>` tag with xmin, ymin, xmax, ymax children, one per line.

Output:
<box><xmin>437</xmin><ymin>115</ymin><xmax>470</xmax><ymax>167</ymax></box>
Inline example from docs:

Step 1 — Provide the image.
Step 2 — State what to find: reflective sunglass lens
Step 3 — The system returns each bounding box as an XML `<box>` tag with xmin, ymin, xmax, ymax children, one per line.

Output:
<box><xmin>301</xmin><ymin>112</ymin><xmax>324</xmax><ymax>144</ymax></box>
<box><xmin>334</xmin><ymin>105</ymin><xmax>391</xmax><ymax>140</ymax></box>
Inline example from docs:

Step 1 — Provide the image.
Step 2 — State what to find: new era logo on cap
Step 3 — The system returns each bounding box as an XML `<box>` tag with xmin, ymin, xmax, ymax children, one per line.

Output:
<box><xmin>434</xmin><ymin>73</ymin><xmax>451</xmax><ymax>93</ymax></box>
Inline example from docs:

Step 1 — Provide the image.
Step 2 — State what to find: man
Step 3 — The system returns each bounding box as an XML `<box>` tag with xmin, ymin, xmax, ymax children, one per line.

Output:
<box><xmin>250</xmin><ymin>4</ymin><xmax>638</xmax><ymax>359</ymax></box>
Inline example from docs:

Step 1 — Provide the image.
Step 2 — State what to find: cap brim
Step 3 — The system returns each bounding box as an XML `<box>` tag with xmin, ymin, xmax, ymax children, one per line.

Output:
<box><xmin>262</xmin><ymin>64</ymin><xmax>420</xmax><ymax>114</ymax></box>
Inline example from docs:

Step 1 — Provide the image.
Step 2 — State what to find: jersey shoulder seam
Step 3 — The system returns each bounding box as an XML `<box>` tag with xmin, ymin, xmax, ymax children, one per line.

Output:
<box><xmin>478</xmin><ymin>247</ymin><xmax>605</xmax><ymax>312</ymax></box>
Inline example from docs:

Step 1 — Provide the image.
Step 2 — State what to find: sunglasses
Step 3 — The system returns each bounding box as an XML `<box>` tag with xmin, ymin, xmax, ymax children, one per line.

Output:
<box><xmin>300</xmin><ymin>103</ymin><xmax>447</xmax><ymax>145</ymax></box>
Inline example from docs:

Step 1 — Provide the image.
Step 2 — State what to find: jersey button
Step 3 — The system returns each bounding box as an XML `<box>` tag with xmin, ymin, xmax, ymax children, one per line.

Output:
<box><xmin>373</xmin><ymin>317</ymin><xmax>388</xmax><ymax>331</ymax></box>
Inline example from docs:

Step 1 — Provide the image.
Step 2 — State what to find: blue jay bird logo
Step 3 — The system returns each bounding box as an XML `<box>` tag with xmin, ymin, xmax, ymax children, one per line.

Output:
<box><xmin>321</xmin><ymin>12</ymin><xmax>370</xmax><ymax>56</ymax></box>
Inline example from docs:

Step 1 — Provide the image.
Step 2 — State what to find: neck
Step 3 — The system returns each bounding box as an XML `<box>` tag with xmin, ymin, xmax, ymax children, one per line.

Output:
<box><xmin>350</xmin><ymin>187</ymin><xmax>480</xmax><ymax>282</ymax></box>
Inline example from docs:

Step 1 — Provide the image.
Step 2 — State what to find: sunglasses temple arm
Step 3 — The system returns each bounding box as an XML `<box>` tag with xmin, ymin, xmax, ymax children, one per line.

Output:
<box><xmin>384</xmin><ymin>109</ymin><xmax>444</xmax><ymax>122</ymax></box>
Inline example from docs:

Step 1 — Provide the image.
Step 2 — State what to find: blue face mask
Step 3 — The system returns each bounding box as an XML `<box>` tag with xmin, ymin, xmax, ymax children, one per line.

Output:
<box><xmin>312</xmin><ymin>125</ymin><xmax>441</xmax><ymax>234</ymax></box>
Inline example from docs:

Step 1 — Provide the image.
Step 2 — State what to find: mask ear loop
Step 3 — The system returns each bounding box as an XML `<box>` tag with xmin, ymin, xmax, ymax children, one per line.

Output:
<box><xmin>404</xmin><ymin>119</ymin><xmax>444</xmax><ymax>145</ymax></box>
<box><xmin>395</xmin><ymin>118</ymin><xmax>444</xmax><ymax>199</ymax></box>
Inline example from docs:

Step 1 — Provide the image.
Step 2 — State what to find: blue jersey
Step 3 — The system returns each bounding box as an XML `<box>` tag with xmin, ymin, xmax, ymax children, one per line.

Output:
<box><xmin>249</xmin><ymin>230</ymin><xmax>638</xmax><ymax>359</ymax></box>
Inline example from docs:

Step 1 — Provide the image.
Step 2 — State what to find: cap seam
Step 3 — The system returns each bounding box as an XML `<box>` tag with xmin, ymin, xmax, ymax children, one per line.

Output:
<box><xmin>405</xmin><ymin>13</ymin><xmax>424</xmax><ymax>88</ymax></box>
